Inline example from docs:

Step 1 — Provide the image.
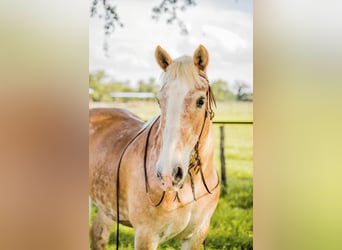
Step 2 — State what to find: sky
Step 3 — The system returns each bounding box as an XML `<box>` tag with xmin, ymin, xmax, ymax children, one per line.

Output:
<box><xmin>89</xmin><ymin>0</ymin><xmax>253</xmax><ymax>91</ymax></box>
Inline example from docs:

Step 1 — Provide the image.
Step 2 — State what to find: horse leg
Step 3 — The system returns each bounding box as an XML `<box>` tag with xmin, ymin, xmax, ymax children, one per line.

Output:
<box><xmin>134</xmin><ymin>227</ymin><xmax>159</xmax><ymax>250</ymax></box>
<box><xmin>90</xmin><ymin>208</ymin><xmax>113</xmax><ymax>250</ymax></box>
<box><xmin>180</xmin><ymin>221</ymin><xmax>210</xmax><ymax>250</ymax></box>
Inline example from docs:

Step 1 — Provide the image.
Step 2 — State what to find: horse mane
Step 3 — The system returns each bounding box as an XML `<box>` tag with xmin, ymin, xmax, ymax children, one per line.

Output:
<box><xmin>160</xmin><ymin>56</ymin><xmax>207</xmax><ymax>89</ymax></box>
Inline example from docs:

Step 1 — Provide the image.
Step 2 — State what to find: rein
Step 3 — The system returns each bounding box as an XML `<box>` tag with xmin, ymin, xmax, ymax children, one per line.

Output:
<box><xmin>114</xmin><ymin>74</ymin><xmax>219</xmax><ymax>250</ymax></box>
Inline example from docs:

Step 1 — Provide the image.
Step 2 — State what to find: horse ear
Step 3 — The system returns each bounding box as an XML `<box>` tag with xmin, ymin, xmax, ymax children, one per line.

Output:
<box><xmin>155</xmin><ymin>45</ymin><xmax>172</xmax><ymax>71</ymax></box>
<box><xmin>193</xmin><ymin>44</ymin><xmax>209</xmax><ymax>72</ymax></box>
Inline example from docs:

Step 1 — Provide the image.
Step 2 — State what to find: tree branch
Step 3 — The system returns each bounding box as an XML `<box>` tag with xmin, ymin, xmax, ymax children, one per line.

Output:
<box><xmin>90</xmin><ymin>0</ymin><xmax>197</xmax><ymax>54</ymax></box>
<box><xmin>152</xmin><ymin>0</ymin><xmax>196</xmax><ymax>35</ymax></box>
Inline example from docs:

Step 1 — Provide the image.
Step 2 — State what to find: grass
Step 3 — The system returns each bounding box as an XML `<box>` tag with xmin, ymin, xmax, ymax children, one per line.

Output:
<box><xmin>89</xmin><ymin>100</ymin><xmax>253</xmax><ymax>249</ymax></box>
<box><xmin>89</xmin><ymin>100</ymin><xmax>253</xmax><ymax>122</ymax></box>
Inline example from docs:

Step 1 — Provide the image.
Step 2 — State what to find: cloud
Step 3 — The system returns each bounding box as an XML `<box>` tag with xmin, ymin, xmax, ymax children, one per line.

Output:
<box><xmin>89</xmin><ymin>0</ymin><xmax>253</xmax><ymax>88</ymax></box>
<box><xmin>202</xmin><ymin>24</ymin><xmax>247</xmax><ymax>52</ymax></box>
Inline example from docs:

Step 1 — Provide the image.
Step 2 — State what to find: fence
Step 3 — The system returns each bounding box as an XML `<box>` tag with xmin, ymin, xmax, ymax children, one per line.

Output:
<box><xmin>213</xmin><ymin>121</ymin><xmax>253</xmax><ymax>193</ymax></box>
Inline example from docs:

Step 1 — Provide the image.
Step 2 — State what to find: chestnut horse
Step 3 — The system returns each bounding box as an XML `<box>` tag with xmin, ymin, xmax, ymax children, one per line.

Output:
<box><xmin>89</xmin><ymin>45</ymin><xmax>220</xmax><ymax>250</ymax></box>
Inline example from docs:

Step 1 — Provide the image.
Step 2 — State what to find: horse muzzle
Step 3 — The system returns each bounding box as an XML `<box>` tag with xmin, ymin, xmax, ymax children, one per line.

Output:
<box><xmin>157</xmin><ymin>165</ymin><xmax>184</xmax><ymax>191</ymax></box>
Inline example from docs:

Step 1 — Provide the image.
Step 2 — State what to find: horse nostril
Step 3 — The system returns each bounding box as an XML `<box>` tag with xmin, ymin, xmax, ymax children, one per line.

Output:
<box><xmin>173</xmin><ymin>166</ymin><xmax>183</xmax><ymax>183</ymax></box>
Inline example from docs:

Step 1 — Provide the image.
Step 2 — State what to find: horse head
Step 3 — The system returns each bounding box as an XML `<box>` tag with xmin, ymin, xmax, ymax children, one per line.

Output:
<box><xmin>154</xmin><ymin>45</ymin><xmax>214</xmax><ymax>191</ymax></box>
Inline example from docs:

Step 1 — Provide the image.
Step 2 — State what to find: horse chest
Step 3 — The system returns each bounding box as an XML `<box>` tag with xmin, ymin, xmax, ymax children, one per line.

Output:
<box><xmin>157</xmin><ymin>209</ymin><xmax>193</xmax><ymax>242</ymax></box>
<box><xmin>157</xmin><ymin>208</ymin><xmax>208</xmax><ymax>245</ymax></box>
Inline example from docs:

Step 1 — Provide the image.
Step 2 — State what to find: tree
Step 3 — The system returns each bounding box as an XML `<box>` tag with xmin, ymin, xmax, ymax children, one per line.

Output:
<box><xmin>138</xmin><ymin>78</ymin><xmax>160</xmax><ymax>95</ymax></box>
<box><xmin>151</xmin><ymin>0</ymin><xmax>196</xmax><ymax>35</ymax></box>
<box><xmin>90</xmin><ymin>0</ymin><xmax>197</xmax><ymax>52</ymax></box>
<box><xmin>210</xmin><ymin>80</ymin><xmax>235</xmax><ymax>102</ymax></box>
<box><xmin>89</xmin><ymin>71</ymin><xmax>134</xmax><ymax>101</ymax></box>
<box><xmin>234</xmin><ymin>81</ymin><xmax>253</xmax><ymax>102</ymax></box>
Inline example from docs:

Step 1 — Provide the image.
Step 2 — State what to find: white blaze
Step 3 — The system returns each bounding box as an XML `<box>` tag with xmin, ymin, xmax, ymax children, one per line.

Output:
<box><xmin>158</xmin><ymin>79</ymin><xmax>193</xmax><ymax>176</ymax></box>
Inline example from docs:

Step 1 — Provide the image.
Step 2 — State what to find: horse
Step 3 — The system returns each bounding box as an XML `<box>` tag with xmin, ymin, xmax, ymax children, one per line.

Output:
<box><xmin>89</xmin><ymin>45</ymin><xmax>220</xmax><ymax>250</ymax></box>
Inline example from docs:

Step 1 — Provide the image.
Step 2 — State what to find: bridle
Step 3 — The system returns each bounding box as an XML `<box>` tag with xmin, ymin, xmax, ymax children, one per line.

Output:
<box><xmin>114</xmin><ymin>73</ymin><xmax>220</xmax><ymax>250</ymax></box>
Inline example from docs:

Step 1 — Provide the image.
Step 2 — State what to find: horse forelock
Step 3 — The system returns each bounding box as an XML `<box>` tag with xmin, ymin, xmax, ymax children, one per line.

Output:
<box><xmin>160</xmin><ymin>56</ymin><xmax>208</xmax><ymax>90</ymax></box>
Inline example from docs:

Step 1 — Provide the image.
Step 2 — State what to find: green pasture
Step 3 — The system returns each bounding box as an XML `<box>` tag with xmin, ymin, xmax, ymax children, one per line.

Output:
<box><xmin>90</xmin><ymin>101</ymin><xmax>253</xmax><ymax>250</ymax></box>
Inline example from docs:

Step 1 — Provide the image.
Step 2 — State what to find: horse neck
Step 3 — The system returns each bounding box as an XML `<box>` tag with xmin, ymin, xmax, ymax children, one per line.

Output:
<box><xmin>151</xmin><ymin>117</ymin><xmax>163</xmax><ymax>155</ymax></box>
<box><xmin>198</xmin><ymin>117</ymin><xmax>214</xmax><ymax>171</ymax></box>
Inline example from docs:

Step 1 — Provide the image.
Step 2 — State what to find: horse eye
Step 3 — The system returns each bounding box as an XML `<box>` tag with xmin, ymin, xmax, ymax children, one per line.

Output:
<box><xmin>156</xmin><ymin>98</ymin><xmax>160</xmax><ymax>107</ymax></box>
<box><xmin>196</xmin><ymin>97</ymin><xmax>205</xmax><ymax>108</ymax></box>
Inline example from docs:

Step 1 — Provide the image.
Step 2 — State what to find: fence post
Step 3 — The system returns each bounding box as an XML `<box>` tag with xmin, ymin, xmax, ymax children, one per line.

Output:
<box><xmin>220</xmin><ymin>126</ymin><xmax>227</xmax><ymax>192</ymax></box>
